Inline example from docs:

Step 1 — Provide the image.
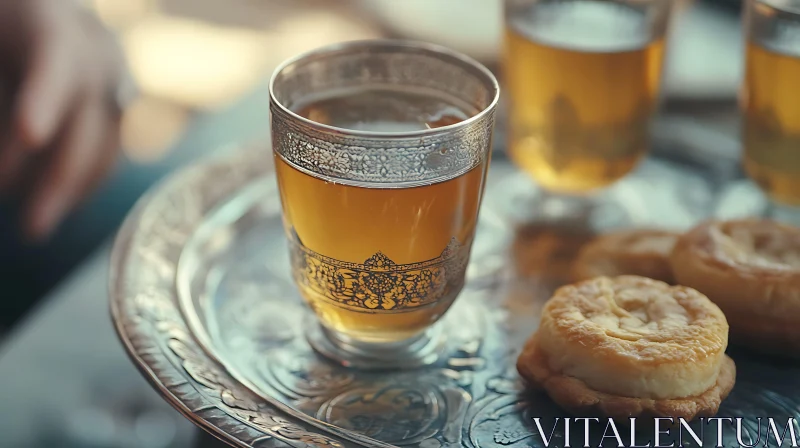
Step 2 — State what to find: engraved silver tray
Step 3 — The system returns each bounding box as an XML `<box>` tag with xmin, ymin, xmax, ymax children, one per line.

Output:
<box><xmin>110</xmin><ymin>138</ymin><xmax>800</xmax><ymax>448</ymax></box>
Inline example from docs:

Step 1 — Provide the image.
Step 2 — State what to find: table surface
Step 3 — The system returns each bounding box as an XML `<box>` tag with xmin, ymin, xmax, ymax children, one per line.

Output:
<box><xmin>0</xmin><ymin>243</ymin><xmax>206</xmax><ymax>447</ymax></box>
<box><xmin>0</xmin><ymin>1</ymin><xmax>746</xmax><ymax>447</ymax></box>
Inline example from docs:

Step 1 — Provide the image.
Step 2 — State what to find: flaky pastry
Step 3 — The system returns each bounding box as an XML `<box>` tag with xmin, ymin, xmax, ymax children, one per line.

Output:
<box><xmin>670</xmin><ymin>219</ymin><xmax>800</xmax><ymax>356</ymax></box>
<box><xmin>517</xmin><ymin>276</ymin><xmax>735</xmax><ymax>421</ymax></box>
<box><xmin>572</xmin><ymin>229</ymin><xmax>678</xmax><ymax>283</ymax></box>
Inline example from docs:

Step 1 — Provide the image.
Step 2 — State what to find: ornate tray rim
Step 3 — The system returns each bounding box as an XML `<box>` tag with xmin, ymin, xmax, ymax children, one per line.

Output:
<box><xmin>109</xmin><ymin>144</ymin><xmax>369</xmax><ymax>448</ymax></box>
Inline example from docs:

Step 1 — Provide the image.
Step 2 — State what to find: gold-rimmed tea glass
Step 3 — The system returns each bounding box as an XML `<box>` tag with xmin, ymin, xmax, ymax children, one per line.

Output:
<box><xmin>269</xmin><ymin>40</ymin><xmax>499</xmax><ymax>369</ymax></box>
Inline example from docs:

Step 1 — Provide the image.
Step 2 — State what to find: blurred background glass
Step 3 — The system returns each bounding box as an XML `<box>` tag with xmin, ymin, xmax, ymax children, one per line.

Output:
<box><xmin>741</xmin><ymin>0</ymin><xmax>800</xmax><ymax>219</ymax></box>
<box><xmin>504</xmin><ymin>0</ymin><xmax>671</xmax><ymax>199</ymax></box>
<box><xmin>0</xmin><ymin>0</ymin><xmax>755</xmax><ymax>447</ymax></box>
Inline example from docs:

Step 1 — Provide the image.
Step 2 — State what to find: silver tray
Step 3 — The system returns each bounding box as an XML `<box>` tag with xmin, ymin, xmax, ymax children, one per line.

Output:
<box><xmin>110</xmin><ymin>142</ymin><xmax>800</xmax><ymax>448</ymax></box>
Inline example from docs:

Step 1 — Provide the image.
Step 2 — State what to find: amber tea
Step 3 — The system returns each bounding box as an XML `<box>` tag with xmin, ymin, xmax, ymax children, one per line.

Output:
<box><xmin>504</xmin><ymin>0</ymin><xmax>666</xmax><ymax>193</ymax></box>
<box><xmin>743</xmin><ymin>2</ymin><xmax>800</xmax><ymax>206</ymax></box>
<box><xmin>276</xmin><ymin>88</ymin><xmax>485</xmax><ymax>343</ymax></box>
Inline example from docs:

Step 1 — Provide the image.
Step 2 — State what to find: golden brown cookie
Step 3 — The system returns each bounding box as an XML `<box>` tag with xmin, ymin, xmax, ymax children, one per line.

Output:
<box><xmin>517</xmin><ymin>276</ymin><xmax>735</xmax><ymax>421</ymax></box>
<box><xmin>670</xmin><ymin>219</ymin><xmax>800</xmax><ymax>357</ymax></box>
<box><xmin>572</xmin><ymin>229</ymin><xmax>678</xmax><ymax>283</ymax></box>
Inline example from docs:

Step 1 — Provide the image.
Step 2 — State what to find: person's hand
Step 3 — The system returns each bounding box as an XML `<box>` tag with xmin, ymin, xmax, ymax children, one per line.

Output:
<box><xmin>0</xmin><ymin>0</ymin><xmax>129</xmax><ymax>240</ymax></box>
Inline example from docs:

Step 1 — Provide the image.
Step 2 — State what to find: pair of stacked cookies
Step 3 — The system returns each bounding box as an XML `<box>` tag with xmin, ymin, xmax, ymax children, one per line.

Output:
<box><xmin>517</xmin><ymin>219</ymin><xmax>800</xmax><ymax>421</ymax></box>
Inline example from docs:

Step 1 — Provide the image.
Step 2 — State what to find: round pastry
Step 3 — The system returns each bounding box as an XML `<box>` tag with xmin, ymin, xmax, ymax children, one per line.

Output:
<box><xmin>572</xmin><ymin>229</ymin><xmax>678</xmax><ymax>284</ymax></box>
<box><xmin>670</xmin><ymin>219</ymin><xmax>800</xmax><ymax>356</ymax></box>
<box><xmin>517</xmin><ymin>275</ymin><xmax>735</xmax><ymax>421</ymax></box>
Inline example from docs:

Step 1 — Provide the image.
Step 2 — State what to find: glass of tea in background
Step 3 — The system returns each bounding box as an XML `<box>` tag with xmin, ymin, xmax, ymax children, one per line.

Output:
<box><xmin>502</xmin><ymin>0</ymin><xmax>672</xmax><ymax>224</ymax></box>
<box><xmin>742</xmin><ymin>0</ymin><xmax>800</xmax><ymax>222</ymax></box>
<box><xmin>269</xmin><ymin>40</ymin><xmax>499</xmax><ymax>369</ymax></box>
